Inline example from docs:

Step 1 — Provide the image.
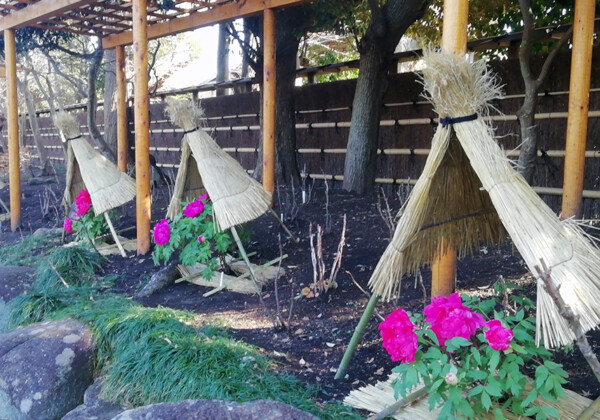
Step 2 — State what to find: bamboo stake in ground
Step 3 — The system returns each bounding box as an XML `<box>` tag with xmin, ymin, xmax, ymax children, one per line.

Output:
<box><xmin>104</xmin><ymin>213</ymin><xmax>127</xmax><ymax>258</ymax></box>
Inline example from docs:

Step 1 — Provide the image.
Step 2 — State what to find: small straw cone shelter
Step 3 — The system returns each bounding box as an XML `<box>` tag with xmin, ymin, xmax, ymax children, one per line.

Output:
<box><xmin>55</xmin><ymin>112</ymin><xmax>136</xmax><ymax>216</ymax></box>
<box><xmin>368</xmin><ymin>49</ymin><xmax>600</xmax><ymax>348</ymax></box>
<box><xmin>165</xmin><ymin>99</ymin><xmax>272</xmax><ymax>231</ymax></box>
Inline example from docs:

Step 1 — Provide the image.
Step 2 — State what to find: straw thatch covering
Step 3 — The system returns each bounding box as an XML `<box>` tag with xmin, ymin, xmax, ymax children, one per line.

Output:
<box><xmin>369</xmin><ymin>50</ymin><xmax>600</xmax><ymax>348</ymax></box>
<box><xmin>55</xmin><ymin>112</ymin><xmax>136</xmax><ymax>216</ymax></box>
<box><xmin>165</xmin><ymin>99</ymin><xmax>272</xmax><ymax>231</ymax></box>
<box><xmin>344</xmin><ymin>373</ymin><xmax>599</xmax><ymax>419</ymax></box>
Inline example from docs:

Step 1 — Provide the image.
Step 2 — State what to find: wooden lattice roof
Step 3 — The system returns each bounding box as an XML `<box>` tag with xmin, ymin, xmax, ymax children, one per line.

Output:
<box><xmin>0</xmin><ymin>0</ymin><xmax>311</xmax><ymax>48</ymax></box>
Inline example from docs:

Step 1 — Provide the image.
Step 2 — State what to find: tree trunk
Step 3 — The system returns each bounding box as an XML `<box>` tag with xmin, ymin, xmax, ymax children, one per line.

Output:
<box><xmin>343</xmin><ymin>0</ymin><xmax>430</xmax><ymax>194</ymax></box>
<box><xmin>516</xmin><ymin>88</ymin><xmax>538</xmax><ymax>184</ymax></box>
<box><xmin>18</xmin><ymin>79</ymin><xmax>50</xmax><ymax>172</ymax></box>
<box><xmin>87</xmin><ymin>44</ymin><xmax>117</xmax><ymax>163</ymax></box>
<box><xmin>217</xmin><ymin>23</ymin><xmax>230</xmax><ymax>97</ymax></box>
<box><xmin>103</xmin><ymin>48</ymin><xmax>118</xmax><ymax>157</ymax></box>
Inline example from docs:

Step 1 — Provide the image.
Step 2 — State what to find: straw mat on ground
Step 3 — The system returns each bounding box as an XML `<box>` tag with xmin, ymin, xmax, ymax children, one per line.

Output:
<box><xmin>165</xmin><ymin>99</ymin><xmax>272</xmax><ymax>230</ymax></box>
<box><xmin>369</xmin><ymin>50</ymin><xmax>600</xmax><ymax>348</ymax></box>
<box><xmin>55</xmin><ymin>113</ymin><xmax>136</xmax><ymax>216</ymax></box>
<box><xmin>344</xmin><ymin>373</ymin><xmax>598</xmax><ymax>419</ymax></box>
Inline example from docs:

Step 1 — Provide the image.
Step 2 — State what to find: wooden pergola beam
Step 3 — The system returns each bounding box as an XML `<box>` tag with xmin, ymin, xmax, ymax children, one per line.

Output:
<box><xmin>431</xmin><ymin>0</ymin><xmax>469</xmax><ymax>299</ymax></box>
<box><xmin>102</xmin><ymin>0</ymin><xmax>312</xmax><ymax>48</ymax></box>
<box><xmin>0</xmin><ymin>0</ymin><xmax>95</xmax><ymax>31</ymax></box>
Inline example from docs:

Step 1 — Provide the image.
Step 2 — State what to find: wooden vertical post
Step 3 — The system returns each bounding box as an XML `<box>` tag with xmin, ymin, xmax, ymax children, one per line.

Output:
<box><xmin>5</xmin><ymin>29</ymin><xmax>20</xmax><ymax>231</ymax></box>
<box><xmin>561</xmin><ymin>0</ymin><xmax>596</xmax><ymax>219</ymax></box>
<box><xmin>262</xmin><ymin>8</ymin><xmax>276</xmax><ymax>195</ymax></box>
<box><xmin>132</xmin><ymin>0</ymin><xmax>151</xmax><ymax>254</ymax></box>
<box><xmin>116</xmin><ymin>45</ymin><xmax>128</xmax><ymax>173</ymax></box>
<box><xmin>431</xmin><ymin>0</ymin><xmax>468</xmax><ymax>298</ymax></box>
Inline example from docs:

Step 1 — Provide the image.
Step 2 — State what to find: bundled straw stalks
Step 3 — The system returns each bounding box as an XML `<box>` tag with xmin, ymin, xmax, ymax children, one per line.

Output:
<box><xmin>165</xmin><ymin>99</ymin><xmax>272</xmax><ymax>231</ymax></box>
<box><xmin>344</xmin><ymin>373</ymin><xmax>599</xmax><ymax>419</ymax></box>
<box><xmin>55</xmin><ymin>112</ymin><xmax>136</xmax><ymax>216</ymax></box>
<box><xmin>369</xmin><ymin>49</ymin><xmax>600</xmax><ymax>348</ymax></box>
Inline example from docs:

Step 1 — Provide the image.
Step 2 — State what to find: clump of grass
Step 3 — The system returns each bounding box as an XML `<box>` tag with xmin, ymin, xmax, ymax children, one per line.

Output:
<box><xmin>0</xmin><ymin>233</ymin><xmax>61</xmax><ymax>266</ymax></box>
<box><xmin>35</xmin><ymin>244</ymin><xmax>104</xmax><ymax>289</ymax></box>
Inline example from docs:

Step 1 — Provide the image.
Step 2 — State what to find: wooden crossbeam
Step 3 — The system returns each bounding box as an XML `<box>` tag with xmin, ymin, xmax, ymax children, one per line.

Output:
<box><xmin>102</xmin><ymin>0</ymin><xmax>313</xmax><ymax>48</ymax></box>
<box><xmin>0</xmin><ymin>0</ymin><xmax>96</xmax><ymax>31</ymax></box>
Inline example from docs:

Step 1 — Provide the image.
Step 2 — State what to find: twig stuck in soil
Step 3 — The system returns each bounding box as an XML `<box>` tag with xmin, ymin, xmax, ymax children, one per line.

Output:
<box><xmin>376</xmin><ymin>187</ymin><xmax>398</xmax><ymax>240</ymax></box>
<box><xmin>308</xmin><ymin>215</ymin><xmax>346</xmax><ymax>298</ymax></box>
<box><xmin>534</xmin><ymin>259</ymin><xmax>600</xmax><ymax>386</ymax></box>
<box><xmin>346</xmin><ymin>270</ymin><xmax>384</xmax><ymax>322</ymax></box>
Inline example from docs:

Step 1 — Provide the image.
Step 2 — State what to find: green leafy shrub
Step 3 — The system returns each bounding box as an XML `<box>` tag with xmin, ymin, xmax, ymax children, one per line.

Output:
<box><xmin>383</xmin><ymin>282</ymin><xmax>567</xmax><ymax>420</ymax></box>
<box><xmin>152</xmin><ymin>195</ymin><xmax>239</xmax><ymax>279</ymax></box>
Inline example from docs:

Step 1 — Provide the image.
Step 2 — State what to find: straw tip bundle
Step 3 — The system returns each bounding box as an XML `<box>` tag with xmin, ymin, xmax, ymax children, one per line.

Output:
<box><xmin>165</xmin><ymin>98</ymin><xmax>206</xmax><ymax>131</ymax></box>
<box><xmin>54</xmin><ymin>112</ymin><xmax>81</xmax><ymax>140</ymax></box>
<box><xmin>420</xmin><ymin>47</ymin><xmax>504</xmax><ymax>117</ymax></box>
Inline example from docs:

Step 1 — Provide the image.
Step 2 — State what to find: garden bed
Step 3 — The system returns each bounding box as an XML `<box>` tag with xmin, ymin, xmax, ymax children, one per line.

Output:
<box><xmin>1</xmin><ymin>163</ymin><xmax>599</xmax><ymax>415</ymax></box>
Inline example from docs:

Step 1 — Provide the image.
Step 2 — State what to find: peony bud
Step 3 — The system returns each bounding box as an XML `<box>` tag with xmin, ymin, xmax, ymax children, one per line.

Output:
<box><xmin>445</xmin><ymin>373</ymin><xmax>458</xmax><ymax>386</ymax></box>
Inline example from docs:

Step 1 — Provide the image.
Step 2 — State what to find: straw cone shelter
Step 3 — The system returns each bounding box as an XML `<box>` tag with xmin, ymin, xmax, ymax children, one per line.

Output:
<box><xmin>55</xmin><ymin>112</ymin><xmax>136</xmax><ymax>216</ymax></box>
<box><xmin>369</xmin><ymin>50</ymin><xmax>600</xmax><ymax>348</ymax></box>
<box><xmin>165</xmin><ymin>99</ymin><xmax>272</xmax><ymax>231</ymax></box>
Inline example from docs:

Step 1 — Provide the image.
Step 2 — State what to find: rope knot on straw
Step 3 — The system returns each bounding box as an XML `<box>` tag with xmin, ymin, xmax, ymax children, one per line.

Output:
<box><xmin>439</xmin><ymin>113</ymin><xmax>478</xmax><ymax>128</ymax></box>
<box><xmin>66</xmin><ymin>135</ymin><xmax>82</xmax><ymax>142</ymax></box>
<box><xmin>183</xmin><ymin>127</ymin><xmax>200</xmax><ymax>135</ymax></box>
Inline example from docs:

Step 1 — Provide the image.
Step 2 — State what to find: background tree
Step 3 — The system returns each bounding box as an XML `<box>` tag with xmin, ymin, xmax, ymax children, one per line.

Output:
<box><xmin>342</xmin><ymin>0</ymin><xmax>430</xmax><ymax>194</ymax></box>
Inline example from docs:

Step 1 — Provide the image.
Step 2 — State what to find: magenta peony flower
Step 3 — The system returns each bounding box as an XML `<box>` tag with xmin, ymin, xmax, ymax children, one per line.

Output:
<box><xmin>199</xmin><ymin>192</ymin><xmax>209</xmax><ymax>202</ymax></box>
<box><xmin>484</xmin><ymin>319</ymin><xmax>514</xmax><ymax>351</ymax></box>
<box><xmin>153</xmin><ymin>219</ymin><xmax>170</xmax><ymax>246</ymax></box>
<box><xmin>198</xmin><ymin>236</ymin><xmax>204</xmax><ymax>243</ymax></box>
<box><xmin>63</xmin><ymin>218</ymin><xmax>73</xmax><ymax>234</ymax></box>
<box><xmin>424</xmin><ymin>293</ymin><xmax>484</xmax><ymax>346</ymax></box>
<box><xmin>184</xmin><ymin>199</ymin><xmax>205</xmax><ymax>218</ymax></box>
<box><xmin>379</xmin><ymin>309</ymin><xmax>418</xmax><ymax>364</ymax></box>
<box><xmin>75</xmin><ymin>189</ymin><xmax>92</xmax><ymax>216</ymax></box>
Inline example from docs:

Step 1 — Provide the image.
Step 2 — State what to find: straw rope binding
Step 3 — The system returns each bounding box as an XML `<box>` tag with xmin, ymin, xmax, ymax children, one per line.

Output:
<box><xmin>55</xmin><ymin>112</ymin><xmax>136</xmax><ymax>216</ymax></box>
<box><xmin>165</xmin><ymin>99</ymin><xmax>272</xmax><ymax>230</ymax></box>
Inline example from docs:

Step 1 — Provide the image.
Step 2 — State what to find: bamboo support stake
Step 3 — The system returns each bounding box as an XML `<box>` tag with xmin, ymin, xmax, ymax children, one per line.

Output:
<box><xmin>262</xmin><ymin>8</ymin><xmax>276</xmax><ymax>195</ymax></box>
<box><xmin>5</xmin><ymin>29</ymin><xmax>20</xmax><ymax>231</ymax></box>
<box><xmin>268</xmin><ymin>208</ymin><xmax>299</xmax><ymax>242</ymax></box>
<box><xmin>133</xmin><ymin>0</ymin><xmax>151</xmax><ymax>254</ymax></box>
<box><xmin>104</xmin><ymin>213</ymin><xmax>127</xmax><ymax>257</ymax></box>
<box><xmin>561</xmin><ymin>0</ymin><xmax>596</xmax><ymax>219</ymax></box>
<box><xmin>431</xmin><ymin>0</ymin><xmax>468</xmax><ymax>298</ymax></box>
<box><xmin>116</xmin><ymin>45</ymin><xmax>128</xmax><ymax>173</ymax></box>
<box><xmin>335</xmin><ymin>293</ymin><xmax>380</xmax><ymax>380</ymax></box>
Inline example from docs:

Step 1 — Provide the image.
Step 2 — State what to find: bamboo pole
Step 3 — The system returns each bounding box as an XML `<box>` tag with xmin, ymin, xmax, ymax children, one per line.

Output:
<box><xmin>335</xmin><ymin>293</ymin><xmax>380</xmax><ymax>380</ymax></box>
<box><xmin>262</xmin><ymin>8</ymin><xmax>276</xmax><ymax>195</ymax></box>
<box><xmin>5</xmin><ymin>29</ymin><xmax>20</xmax><ymax>231</ymax></box>
<box><xmin>116</xmin><ymin>45</ymin><xmax>128</xmax><ymax>173</ymax></box>
<box><xmin>431</xmin><ymin>0</ymin><xmax>468</xmax><ymax>298</ymax></box>
<box><xmin>132</xmin><ymin>0</ymin><xmax>151</xmax><ymax>254</ymax></box>
<box><xmin>561</xmin><ymin>0</ymin><xmax>596</xmax><ymax>219</ymax></box>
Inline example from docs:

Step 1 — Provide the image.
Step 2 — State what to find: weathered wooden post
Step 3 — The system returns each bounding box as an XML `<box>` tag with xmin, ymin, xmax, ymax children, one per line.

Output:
<box><xmin>561</xmin><ymin>0</ymin><xmax>596</xmax><ymax>219</ymax></box>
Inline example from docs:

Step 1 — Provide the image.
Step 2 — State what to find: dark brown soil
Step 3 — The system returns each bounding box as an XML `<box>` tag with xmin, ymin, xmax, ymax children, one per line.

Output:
<box><xmin>1</xmin><ymin>159</ymin><xmax>599</xmax><ymax>408</ymax></box>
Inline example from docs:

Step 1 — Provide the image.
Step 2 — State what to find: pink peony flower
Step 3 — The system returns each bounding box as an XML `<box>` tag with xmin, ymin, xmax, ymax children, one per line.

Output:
<box><xmin>484</xmin><ymin>319</ymin><xmax>513</xmax><ymax>351</ymax></box>
<box><xmin>63</xmin><ymin>218</ymin><xmax>73</xmax><ymax>234</ymax></box>
<box><xmin>75</xmin><ymin>189</ymin><xmax>92</xmax><ymax>216</ymax></box>
<box><xmin>153</xmin><ymin>219</ymin><xmax>170</xmax><ymax>246</ymax></box>
<box><xmin>424</xmin><ymin>293</ymin><xmax>484</xmax><ymax>346</ymax></box>
<box><xmin>199</xmin><ymin>192</ymin><xmax>209</xmax><ymax>202</ymax></box>
<box><xmin>184</xmin><ymin>199</ymin><xmax>205</xmax><ymax>218</ymax></box>
<box><xmin>198</xmin><ymin>236</ymin><xmax>204</xmax><ymax>243</ymax></box>
<box><xmin>379</xmin><ymin>309</ymin><xmax>418</xmax><ymax>364</ymax></box>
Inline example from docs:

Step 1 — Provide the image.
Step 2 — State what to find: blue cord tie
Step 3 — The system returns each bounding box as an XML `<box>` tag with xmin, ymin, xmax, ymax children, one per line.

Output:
<box><xmin>439</xmin><ymin>113</ymin><xmax>478</xmax><ymax>128</ymax></box>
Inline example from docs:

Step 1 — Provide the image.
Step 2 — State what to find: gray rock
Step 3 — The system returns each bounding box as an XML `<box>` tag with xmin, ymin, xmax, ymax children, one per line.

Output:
<box><xmin>0</xmin><ymin>266</ymin><xmax>35</xmax><ymax>301</ymax></box>
<box><xmin>0</xmin><ymin>319</ymin><xmax>94</xmax><ymax>420</ymax></box>
<box><xmin>62</xmin><ymin>379</ymin><xmax>126</xmax><ymax>420</ymax></box>
<box><xmin>110</xmin><ymin>399</ymin><xmax>319</xmax><ymax>420</ymax></box>
<box><xmin>32</xmin><ymin>227</ymin><xmax>63</xmax><ymax>237</ymax></box>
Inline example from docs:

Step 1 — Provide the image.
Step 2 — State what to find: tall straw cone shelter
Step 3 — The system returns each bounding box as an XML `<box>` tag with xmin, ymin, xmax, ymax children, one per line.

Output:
<box><xmin>369</xmin><ymin>50</ymin><xmax>600</xmax><ymax>348</ymax></box>
<box><xmin>165</xmin><ymin>99</ymin><xmax>272</xmax><ymax>231</ymax></box>
<box><xmin>55</xmin><ymin>112</ymin><xmax>136</xmax><ymax>216</ymax></box>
